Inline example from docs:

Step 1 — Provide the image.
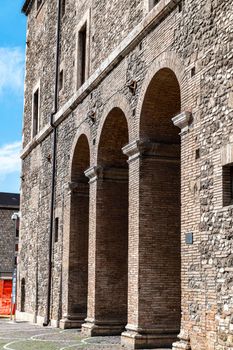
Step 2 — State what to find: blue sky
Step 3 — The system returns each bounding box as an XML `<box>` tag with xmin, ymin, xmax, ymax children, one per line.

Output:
<box><xmin>0</xmin><ymin>1</ymin><xmax>26</xmax><ymax>193</ymax></box>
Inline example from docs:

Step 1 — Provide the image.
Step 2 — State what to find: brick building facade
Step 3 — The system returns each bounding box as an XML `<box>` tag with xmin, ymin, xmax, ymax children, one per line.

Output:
<box><xmin>18</xmin><ymin>0</ymin><xmax>233</xmax><ymax>349</ymax></box>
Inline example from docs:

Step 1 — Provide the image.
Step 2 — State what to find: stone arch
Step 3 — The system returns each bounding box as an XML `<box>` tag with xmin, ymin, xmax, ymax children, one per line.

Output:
<box><xmin>136</xmin><ymin>51</ymin><xmax>186</xmax><ymax>137</ymax></box>
<box><xmin>140</xmin><ymin>67</ymin><xmax>181</xmax><ymax>142</ymax></box>
<box><xmin>95</xmin><ymin>94</ymin><xmax>133</xmax><ymax>157</ymax></box>
<box><xmin>69</xmin><ymin>123</ymin><xmax>92</xmax><ymax>180</ymax></box>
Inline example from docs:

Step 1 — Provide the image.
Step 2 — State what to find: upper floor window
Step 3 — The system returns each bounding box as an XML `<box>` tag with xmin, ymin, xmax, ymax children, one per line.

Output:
<box><xmin>61</xmin><ymin>0</ymin><xmax>66</xmax><ymax>17</ymax></box>
<box><xmin>59</xmin><ymin>69</ymin><xmax>64</xmax><ymax>92</ymax></box>
<box><xmin>76</xmin><ymin>9</ymin><xmax>90</xmax><ymax>90</ymax></box>
<box><xmin>54</xmin><ymin>217</ymin><xmax>59</xmax><ymax>243</ymax></box>
<box><xmin>78</xmin><ymin>23</ymin><xmax>87</xmax><ymax>88</ymax></box>
<box><xmin>37</xmin><ymin>0</ymin><xmax>43</xmax><ymax>11</ymax></box>
<box><xmin>149</xmin><ymin>0</ymin><xmax>161</xmax><ymax>10</ymax></box>
<box><xmin>32</xmin><ymin>86</ymin><xmax>40</xmax><ymax>138</ymax></box>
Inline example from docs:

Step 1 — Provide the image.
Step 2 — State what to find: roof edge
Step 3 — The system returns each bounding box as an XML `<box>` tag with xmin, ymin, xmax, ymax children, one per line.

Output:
<box><xmin>22</xmin><ymin>0</ymin><xmax>34</xmax><ymax>15</ymax></box>
<box><xmin>0</xmin><ymin>205</ymin><xmax>20</xmax><ymax>210</ymax></box>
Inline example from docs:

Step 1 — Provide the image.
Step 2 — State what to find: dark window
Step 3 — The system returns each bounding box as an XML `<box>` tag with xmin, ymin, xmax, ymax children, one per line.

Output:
<box><xmin>223</xmin><ymin>165</ymin><xmax>233</xmax><ymax>206</ymax></box>
<box><xmin>16</xmin><ymin>218</ymin><xmax>19</xmax><ymax>238</ymax></box>
<box><xmin>54</xmin><ymin>217</ymin><xmax>59</xmax><ymax>243</ymax></box>
<box><xmin>37</xmin><ymin>0</ymin><xmax>43</xmax><ymax>10</ymax></box>
<box><xmin>78</xmin><ymin>23</ymin><xmax>87</xmax><ymax>88</ymax></box>
<box><xmin>149</xmin><ymin>0</ymin><xmax>160</xmax><ymax>9</ymax></box>
<box><xmin>14</xmin><ymin>256</ymin><xmax>17</xmax><ymax>266</ymax></box>
<box><xmin>33</xmin><ymin>89</ymin><xmax>39</xmax><ymax>137</ymax></box>
<box><xmin>59</xmin><ymin>70</ymin><xmax>64</xmax><ymax>91</ymax></box>
<box><xmin>15</xmin><ymin>244</ymin><xmax>19</xmax><ymax>252</ymax></box>
<box><xmin>61</xmin><ymin>0</ymin><xmax>66</xmax><ymax>17</ymax></box>
<box><xmin>191</xmin><ymin>66</ymin><xmax>196</xmax><ymax>77</ymax></box>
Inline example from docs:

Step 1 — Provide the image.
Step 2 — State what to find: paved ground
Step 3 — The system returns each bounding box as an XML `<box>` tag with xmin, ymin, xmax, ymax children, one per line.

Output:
<box><xmin>0</xmin><ymin>318</ymin><xmax>171</xmax><ymax>350</ymax></box>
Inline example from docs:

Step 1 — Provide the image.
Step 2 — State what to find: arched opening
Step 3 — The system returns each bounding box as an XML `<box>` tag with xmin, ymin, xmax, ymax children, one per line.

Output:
<box><xmin>68</xmin><ymin>134</ymin><xmax>90</xmax><ymax>325</ymax></box>
<box><xmin>95</xmin><ymin>108</ymin><xmax>129</xmax><ymax>333</ymax></box>
<box><xmin>139</xmin><ymin>68</ymin><xmax>181</xmax><ymax>344</ymax></box>
<box><xmin>21</xmin><ymin>278</ymin><xmax>25</xmax><ymax>312</ymax></box>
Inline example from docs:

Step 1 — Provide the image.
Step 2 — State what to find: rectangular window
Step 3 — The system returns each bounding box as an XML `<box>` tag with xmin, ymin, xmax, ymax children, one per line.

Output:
<box><xmin>54</xmin><ymin>217</ymin><xmax>59</xmax><ymax>243</ymax></box>
<box><xmin>223</xmin><ymin>165</ymin><xmax>233</xmax><ymax>206</ymax></box>
<box><xmin>77</xmin><ymin>23</ymin><xmax>87</xmax><ymax>88</ymax></box>
<box><xmin>149</xmin><ymin>0</ymin><xmax>161</xmax><ymax>10</ymax></box>
<box><xmin>32</xmin><ymin>88</ymin><xmax>39</xmax><ymax>137</ymax></box>
<box><xmin>16</xmin><ymin>218</ymin><xmax>19</xmax><ymax>238</ymax></box>
<box><xmin>37</xmin><ymin>0</ymin><xmax>43</xmax><ymax>10</ymax></box>
<box><xmin>59</xmin><ymin>69</ymin><xmax>64</xmax><ymax>92</ymax></box>
<box><xmin>61</xmin><ymin>0</ymin><xmax>66</xmax><ymax>17</ymax></box>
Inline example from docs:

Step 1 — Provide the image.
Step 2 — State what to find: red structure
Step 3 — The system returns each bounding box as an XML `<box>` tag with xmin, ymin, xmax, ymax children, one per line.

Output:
<box><xmin>0</xmin><ymin>280</ymin><xmax>13</xmax><ymax>316</ymax></box>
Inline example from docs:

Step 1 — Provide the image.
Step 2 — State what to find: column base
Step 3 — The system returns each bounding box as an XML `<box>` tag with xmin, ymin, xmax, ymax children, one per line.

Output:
<box><xmin>172</xmin><ymin>330</ymin><xmax>191</xmax><ymax>350</ymax></box>
<box><xmin>172</xmin><ymin>342</ymin><xmax>191</xmax><ymax>350</ymax></box>
<box><xmin>121</xmin><ymin>326</ymin><xmax>179</xmax><ymax>349</ymax></box>
<box><xmin>60</xmin><ymin>314</ymin><xmax>86</xmax><ymax>329</ymax></box>
<box><xmin>82</xmin><ymin>318</ymin><xmax>126</xmax><ymax>336</ymax></box>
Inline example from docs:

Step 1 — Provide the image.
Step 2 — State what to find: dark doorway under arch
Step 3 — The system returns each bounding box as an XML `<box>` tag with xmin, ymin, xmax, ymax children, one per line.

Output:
<box><xmin>68</xmin><ymin>134</ymin><xmax>90</xmax><ymax>325</ymax></box>
<box><xmin>95</xmin><ymin>108</ymin><xmax>129</xmax><ymax>334</ymax></box>
<box><xmin>138</xmin><ymin>68</ymin><xmax>181</xmax><ymax>346</ymax></box>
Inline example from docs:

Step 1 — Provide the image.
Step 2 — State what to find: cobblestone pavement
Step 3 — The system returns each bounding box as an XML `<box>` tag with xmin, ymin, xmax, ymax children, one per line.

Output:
<box><xmin>0</xmin><ymin>318</ymin><xmax>171</xmax><ymax>350</ymax></box>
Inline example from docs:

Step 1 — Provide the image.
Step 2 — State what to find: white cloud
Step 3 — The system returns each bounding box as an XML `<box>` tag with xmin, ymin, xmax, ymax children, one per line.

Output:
<box><xmin>0</xmin><ymin>47</ymin><xmax>25</xmax><ymax>95</ymax></box>
<box><xmin>0</xmin><ymin>142</ymin><xmax>21</xmax><ymax>178</ymax></box>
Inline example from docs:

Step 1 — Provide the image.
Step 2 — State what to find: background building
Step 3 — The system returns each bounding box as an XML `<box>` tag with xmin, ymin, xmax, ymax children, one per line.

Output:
<box><xmin>0</xmin><ymin>192</ymin><xmax>20</xmax><ymax>315</ymax></box>
<box><xmin>18</xmin><ymin>0</ymin><xmax>233</xmax><ymax>349</ymax></box>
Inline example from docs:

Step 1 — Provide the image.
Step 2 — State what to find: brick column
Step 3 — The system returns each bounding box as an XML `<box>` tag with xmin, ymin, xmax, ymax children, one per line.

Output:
<box><xmin>82</xmin><ymin>165</ymin><xmax>128</xmax><ymax>336</ymax></box>
<box><xmin>60</xmin><ymin>181</ymin><xmax>89</xmax><ymax>329</ymax></box>
<box><xmin>121</xmin><ymin>139</ymin><xmax>181</xmax><ymax>349</ymax></box>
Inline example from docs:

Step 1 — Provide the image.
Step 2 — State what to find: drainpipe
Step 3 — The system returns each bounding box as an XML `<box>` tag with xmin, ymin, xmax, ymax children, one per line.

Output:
<box><xmin>43</xmin><ymin>0</ymin><xmax>61</xmax><ymax>327</ymax></box>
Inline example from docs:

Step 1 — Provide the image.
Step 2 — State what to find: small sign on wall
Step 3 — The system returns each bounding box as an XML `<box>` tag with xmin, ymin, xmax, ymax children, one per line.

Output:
<box><xmin>185</xmin><ymin>232</ymin><xmax>193</xmax><ymax>245</ymax></box>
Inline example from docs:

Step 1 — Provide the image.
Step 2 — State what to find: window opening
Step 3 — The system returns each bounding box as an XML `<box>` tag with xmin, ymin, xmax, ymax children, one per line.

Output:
<box><xmin>33</xmin><ymin>89</ymin><xmax>39</xmax><ymax>137</ymax></box>
<box><xmin>37</xmin><ymin>0</ymin><xmax>43</xmax><ymax>10</ymax></box>
<box><xmin>59</xmin><ymin>70</ymin><xmax>64</xmax><ymax>92</ymax></box>
<box><xmin>223</xmin><ymin>165</ymin><xmax>233</xmax><ymax>206</ymax></box>
<box><xmin>61</xmin><ymin>0</ymin><xmax>66</xmax><ymax>17</ymax></box>
<box><xmin>78</xmin><ymin>23</ymin><xmax>87</xmax><ymax>88</ymax></box>
<box><xmin>54</xmin><ymin>217</ymin><xmax>59</xmax><ymax>243</ymax></box>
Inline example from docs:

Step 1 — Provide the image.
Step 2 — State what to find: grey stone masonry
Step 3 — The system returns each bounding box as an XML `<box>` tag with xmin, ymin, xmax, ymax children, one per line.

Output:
<box><xmin>0</xmin><ymin>193</ymin><xmax>20</xmax><ymax>278</ymax></box>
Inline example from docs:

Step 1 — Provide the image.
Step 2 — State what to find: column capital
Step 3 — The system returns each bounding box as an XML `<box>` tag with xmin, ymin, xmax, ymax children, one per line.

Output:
<box><xmin>122</xmin><ymin>140</ymin><xmax>143</xmax><ymax>162</ymax></box>
<box><xmin>85</xmin><ymin>166</ymin><xmax>128</xmax><ymax>183</ymax></box>
<box><xmin>122</xmin><ymin>139</ymin><xmax>180</xmax><ymax>163</ymax></box>
<box><xmin>84</xmin><ymin>166</ymin><xmax>103</xmax><ymax>183</ymax></box>
<box><xmin>172</xmin><ymin>111</ymin><xmax>192</xmax><ymax>134</ymax></box>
